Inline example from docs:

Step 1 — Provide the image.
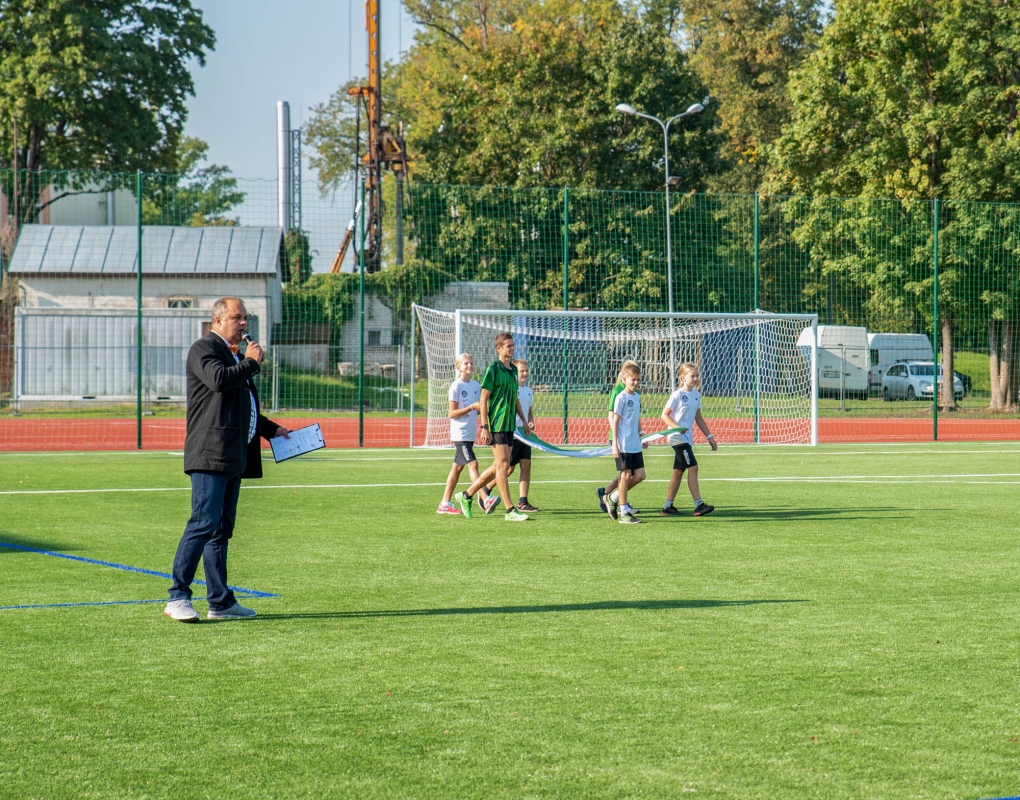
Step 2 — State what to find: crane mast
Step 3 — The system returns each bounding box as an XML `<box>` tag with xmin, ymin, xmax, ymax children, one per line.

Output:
<box><xmin>331</xmin><ymin>0</ymin><xmax>408</xmax><ymax>275</ymax></box>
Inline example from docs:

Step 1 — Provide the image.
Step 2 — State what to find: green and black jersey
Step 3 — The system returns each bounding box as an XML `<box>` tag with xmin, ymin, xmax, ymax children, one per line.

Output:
<box><xmin>480</xmin><ymin>359</ymin><xmax>519</xmax><ymax>433</ymax></box>
<box><xmin>608</xmin><ymin>382</ymin><xmax>625</xmax><ymax>442</ymax></box>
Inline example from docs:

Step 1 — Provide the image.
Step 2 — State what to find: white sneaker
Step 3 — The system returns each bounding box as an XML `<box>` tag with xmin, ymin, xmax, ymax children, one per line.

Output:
<box><xmin>207</xmin><ymin>602</ymin><xmax>257</xmax><ymax>620</ymax></box>
<box><xmin>164</xmin><ymin>599</ymin><xmax>199</xmax><ymax>623</ymax></box>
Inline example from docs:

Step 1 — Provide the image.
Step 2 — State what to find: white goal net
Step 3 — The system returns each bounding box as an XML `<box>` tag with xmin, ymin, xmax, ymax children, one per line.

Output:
<box><xmin>412</xmin><ymin>306</ymin><xmax>818</xmax><ymax>447</ymax></box>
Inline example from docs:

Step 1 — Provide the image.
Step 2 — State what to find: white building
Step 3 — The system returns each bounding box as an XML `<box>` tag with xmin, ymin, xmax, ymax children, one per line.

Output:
<box><xmin>7</xmin><ymin>224</ymin><xmax>283</xmax><ymax>403</ymax></box>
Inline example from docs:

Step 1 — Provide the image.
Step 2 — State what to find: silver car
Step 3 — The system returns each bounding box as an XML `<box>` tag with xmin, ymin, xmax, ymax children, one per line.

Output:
<box><xmin>882</xmin><ymin>361</ymin><xmax>965</xmax><ymax>401</ymax></box>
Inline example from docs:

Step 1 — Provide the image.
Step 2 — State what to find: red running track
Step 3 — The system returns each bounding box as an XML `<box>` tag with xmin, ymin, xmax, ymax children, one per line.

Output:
<box><xmin>1</xmin><ymin>415</ymin><xmax>1020</xmax><ymax>451</ymax></box>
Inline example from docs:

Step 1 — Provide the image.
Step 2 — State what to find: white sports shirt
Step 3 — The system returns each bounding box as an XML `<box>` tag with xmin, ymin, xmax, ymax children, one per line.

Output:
<box><xmin>612</xmin><ymin>390</ymin><xmax>642</xmax><ymax>454</ymax></box>
<box><xmin>515</xmin><ymin>385</ymin><xmax>533</xmax><ymax>429</ymax></box>
<box><xmin>664</xmin><ymin>387</ymin><xmax>701</xmax><ymax>446</ymax></box>
<box><xmin>449</xmin><ymin>378</ymin><xmax>481</xmax><ymax>441</ymax></box>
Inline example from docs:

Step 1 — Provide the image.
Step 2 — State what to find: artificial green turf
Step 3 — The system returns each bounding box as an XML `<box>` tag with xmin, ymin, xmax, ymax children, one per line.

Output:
<box><xmin>2</xmin><ymin>444</ymin><xmax>1020</xmax><ymax>799</ymax></box>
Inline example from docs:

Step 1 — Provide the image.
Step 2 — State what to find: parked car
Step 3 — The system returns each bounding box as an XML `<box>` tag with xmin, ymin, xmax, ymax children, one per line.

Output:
<box><xmin>882</xmin><ymin>361</ymin><xmax>965</xmax><ymax>401</ymax></box>
<box><xmin>955</xmin><ymin>370</ymin><xmax>972</xmax><ymax>396</ymax></box>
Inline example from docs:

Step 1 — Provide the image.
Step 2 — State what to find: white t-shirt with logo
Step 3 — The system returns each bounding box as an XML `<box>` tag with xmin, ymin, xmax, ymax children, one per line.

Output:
<box><xmin>664</xmin><ymin>387</ymin><xmax>701</xmax><ymax>446</ymax></box>
<box><xmin>449</xmin><ymin>378</ymin><xmax>481</xmax><ymax>442</ymax></box>
<box><xmin>612</xmin><ymin>390</ymin><xmax>642</xmax><ymax>454</ymax></box>
<box><xmin>515</xmin><ymin>385</ymin><xmax>533</xmax><ymax>430</ymax></box>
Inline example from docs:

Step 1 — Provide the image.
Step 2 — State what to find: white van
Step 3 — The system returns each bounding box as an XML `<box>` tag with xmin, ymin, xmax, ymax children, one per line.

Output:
<box><xmin>867</xmin><ymin>332</ymin><xmax>933</xmax><ymax>392</ymax></box>
<box><xmin>797</xmin><ymin>325</ymin><xmax>869</xmax><ymax>398</ymax></box>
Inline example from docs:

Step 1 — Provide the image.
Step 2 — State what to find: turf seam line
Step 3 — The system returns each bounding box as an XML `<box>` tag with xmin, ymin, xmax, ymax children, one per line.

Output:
<box><xmin>0</xmin><ymin>541</ymin><xmax>278</xmax><ymax>599</ymax></box>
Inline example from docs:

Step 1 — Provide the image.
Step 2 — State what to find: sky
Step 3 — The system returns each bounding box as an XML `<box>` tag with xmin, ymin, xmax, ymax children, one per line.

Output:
<box><xmin>184</xmin><ymin>1</ymin><xmax>416</xmax><ymax>270</ymax></box>
<box><xmin>186</xmin><ymin>0</ymin><xmax>415</xmax><ymax>180</ymax></box>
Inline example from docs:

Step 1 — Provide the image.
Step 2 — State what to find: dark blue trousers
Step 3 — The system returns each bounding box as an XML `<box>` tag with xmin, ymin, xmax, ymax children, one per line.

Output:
<box><xmin>169</xmin><ymin>470</ymin><xmax>241</xmax><ymax>611</ymax></box>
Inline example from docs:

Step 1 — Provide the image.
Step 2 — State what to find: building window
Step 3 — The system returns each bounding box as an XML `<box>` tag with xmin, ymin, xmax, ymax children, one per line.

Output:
<box><xmin>167</xmin><ymin>297</ymin><xmax>195</xmax><ymax>309</ymax></box>
<box><xmin>367</xmin><ymin>330</ymin><xmax>382</xmax><ymax>347</ymax></box>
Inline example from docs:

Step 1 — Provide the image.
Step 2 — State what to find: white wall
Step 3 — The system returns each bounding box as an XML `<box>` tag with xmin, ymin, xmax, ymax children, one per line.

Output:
<box><xmin>16</xmin><ymin>275</ymin><xmax>278</xmax><ymax>344</ymax></box>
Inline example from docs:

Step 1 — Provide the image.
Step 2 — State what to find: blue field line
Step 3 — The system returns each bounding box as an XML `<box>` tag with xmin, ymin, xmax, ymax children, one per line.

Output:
<box><xmin>0</xmin><ymin>595</ymin><xmax>265</xmax><ymax>611</ymax></box>
<box><xmin>0</xmin><ymin>541</ymin><xmax>278</xmax><ymax>601</ymax></box>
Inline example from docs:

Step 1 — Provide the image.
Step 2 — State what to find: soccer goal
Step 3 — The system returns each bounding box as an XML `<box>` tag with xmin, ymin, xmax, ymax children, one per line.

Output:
<box><xmin>411</xmin><ymin>305</ymin><xmax>818</xmax><ymax>447</ymax></box>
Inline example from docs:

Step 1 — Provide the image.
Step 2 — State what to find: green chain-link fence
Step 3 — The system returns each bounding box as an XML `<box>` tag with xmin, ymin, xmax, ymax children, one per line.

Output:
<box><xmin>1</xmin><ymin>168</ymin><xmax>1019</xmax><ymax>449</ymax></box>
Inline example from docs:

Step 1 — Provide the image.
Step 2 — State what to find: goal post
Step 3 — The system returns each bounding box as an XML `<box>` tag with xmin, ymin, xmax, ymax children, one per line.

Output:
<box><xmin>412</xmin><ymin>305</ymin><xmax>818</xmax><ymax>447</ymax></box>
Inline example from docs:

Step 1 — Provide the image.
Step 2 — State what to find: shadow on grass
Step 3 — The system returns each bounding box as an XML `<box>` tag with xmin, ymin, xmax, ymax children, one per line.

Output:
<box><xmin>540</xmin><ymin>507</ymin><xmax>915</xmax><ymax>520</ymax></box>
<box><xmin>0</xmin><ymin>534</ymin><xmax>76</xmax><ymax>554</ymax></box>
<box><xmin>704</xmin><ymin>506</ymin><xmax>922</xmax><ymax>521</ymax></box>
<box><xmin>255</xmin><ymin>598</ymin><xmax>806</xmax><ymax>621</ymax></box>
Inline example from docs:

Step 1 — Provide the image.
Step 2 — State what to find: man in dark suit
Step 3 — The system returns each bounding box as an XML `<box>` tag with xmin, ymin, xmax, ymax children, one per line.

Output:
<box><xmin>165</xmin><ymin>296</ymin><xmax>289</xmax><ymax>623</ymax></box>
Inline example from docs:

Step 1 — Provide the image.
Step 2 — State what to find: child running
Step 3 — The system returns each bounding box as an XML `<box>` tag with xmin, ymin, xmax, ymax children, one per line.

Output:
<box><xmin>437</xmin><ymin>353</ymin><xmax>500</xmax><ymax>515</ymax></box>
<box><xmin>660</xmin><ymin>362</ymin><xmax>717</xmax><ymax>517</ymax></box>
<box><xmin>603</xmin><ymin>362</ymin><xmax>646</xmax><ymax>524</ymax></box>
<box><xmin>455</xmin><ymin>332</ymin><xmax>531</xmax><ymax>522</ymax></box>
<box><xmin>597</xmin><ymin>361</ymin><xmax>637</xmax><ymax>519</ymax></box>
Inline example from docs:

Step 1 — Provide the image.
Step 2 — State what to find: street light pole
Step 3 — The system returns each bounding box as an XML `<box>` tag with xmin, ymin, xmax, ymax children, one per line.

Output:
<box><xmin>616</xmin><ymin>99</ymin><xmax>707</xmax><ymax>388</ymax></box>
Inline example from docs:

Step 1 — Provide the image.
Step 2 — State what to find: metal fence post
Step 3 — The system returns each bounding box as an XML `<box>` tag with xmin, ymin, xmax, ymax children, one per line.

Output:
<box><xmin>562</xmin><ymin>186</ymin><xmax>569</xmax><ymax>444</ymax></box>
<box><xmin>136</xmin><ymin>170</ymin><xmax>143</xmax><ymax>450</ymax></box>
<box><xmin>409</xmin><ymin>304</ymin><xmax>416</xmax><ymax>447</ymax></box>
<box><xmin>358</xmin><ymin>178</ymin><xmax>366</xmax><ymax>448</ymax></box>
<box><xmin>753</xmin><ymin>193</ymin><xmax>760</xmax><ymax>311</ymax></box>
<box><xmin>933</xmin><ymin>198</ymin><xmax>939</xmax><ymax>441</ymax></box>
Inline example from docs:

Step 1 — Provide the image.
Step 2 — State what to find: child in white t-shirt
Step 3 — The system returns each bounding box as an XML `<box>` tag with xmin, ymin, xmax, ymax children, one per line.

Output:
<box><xmin>660</xmin><ymin>362</ymin><xmax>717</xmax><ymax>517</ymax></box>
<box><xmin>603</xmin><ymin>362</ymin><xmax>646</xmax><ymax>524</ymax></box>
<box><xmin>438</xmin><ymin>354</ymin><xmax>499</xmax><ymax>515</ymax></box>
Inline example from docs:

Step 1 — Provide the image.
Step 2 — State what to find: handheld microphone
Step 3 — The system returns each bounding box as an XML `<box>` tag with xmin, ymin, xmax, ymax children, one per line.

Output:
<box><xmin>241</xmin><ymin>332</ymin><xmax>253</xmax><ymax>345</ymax></box>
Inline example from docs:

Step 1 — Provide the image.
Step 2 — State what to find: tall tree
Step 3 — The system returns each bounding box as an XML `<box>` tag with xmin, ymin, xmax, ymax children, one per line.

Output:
<box><xmin>308</xmin><ymin>0</ymin><xmax>722</xmax><ymax>192</ymax></box>
<box><xmin>0</xmin><ymin>0</ymin><xmax>215</xmax><ymax>228</ymax></box>
<box><xmin>674</xmin><ymin>0</ymin><xmax>823</xmax><ymax>193</ymax></box>
<box><xmin>142</xmin><ymin>136</ymin><xmax>245</xmax><ymax>226</ymax></box>
<box><xmin>767</xmin><ymin>0</ymin><xmax>1020</xmax><ymax>411</ymax></box>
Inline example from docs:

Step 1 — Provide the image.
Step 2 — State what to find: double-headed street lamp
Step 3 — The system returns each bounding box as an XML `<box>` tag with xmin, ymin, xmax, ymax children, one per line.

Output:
<box><xmin>616</xmin><ymin>98</ymin><xmax>709</xmax><ymax>317</ymax></box>
<box><xmin>616</xmin><ymin>98</ymin><xmax>709</xmax><ymax>387</ymax></box>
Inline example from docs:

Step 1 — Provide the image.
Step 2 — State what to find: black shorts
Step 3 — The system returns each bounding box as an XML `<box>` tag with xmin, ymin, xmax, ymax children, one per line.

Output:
<box><xmin>672</xmin><ymin>443</ymin><xmax>698</xmax><ymax>471</ymax></box>
<box><xmin>491</xmin><ymin>431</ymin><xmax>514</xmax><ymax>447</ymax></box>
<box><xmin>452</xmin><ymin>441</ymin><xmax>477</xmax><ymax>466</ymax></box>
<box><xmin>614</xmin><ymin>452</ymin><xmax>644</xmax><ymax>473</ymax></box>
<box><xmin>510</xmin><ymin>439</ymin><xmax>532</xmax><ymax>466</ymax></box>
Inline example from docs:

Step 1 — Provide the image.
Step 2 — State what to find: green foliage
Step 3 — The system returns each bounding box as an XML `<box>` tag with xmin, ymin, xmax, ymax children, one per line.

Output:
<box><xmin>0</xmin><ymin>0</ymin><xmax>214</xmax><ymax>224</ymax></box>
<box><xmin>676</xmin><ymin>0</ymin><xmax>824</xmax><ymax>193</ymax></box>
<box><xmin>308</xmin><ymin>0</ymin><xmax>723</xmax><ymax>191</ymax></box>
<box><xmin>281</xmin><ymin>260</ymin><xmax>456</xmax><ymax>343</ymax></box>
<box><xmin>281</xmin><ymin>230</ymin><xmax>314</xmax><ymax>284</ymax></box>
<box><xmin>767</xmin><ymin>0</ymin><xmax>1020</xmax><ymax>201</ymax></box>
<box><xmin>141</xmin><ymin>137</ymin><xmax>245</xmax><ymax>226</ymax></box>
<box><xmin>767</xmin><ymin>0</ymin><xmax>1020</xmax><ymax>407</ymax></box>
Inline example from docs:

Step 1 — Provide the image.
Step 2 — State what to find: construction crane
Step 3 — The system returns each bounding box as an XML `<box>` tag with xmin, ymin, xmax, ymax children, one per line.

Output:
<box><xmin>330</xmin><ymin>0</ymin><xmax>409</xmax><ymax>274</ymax></box>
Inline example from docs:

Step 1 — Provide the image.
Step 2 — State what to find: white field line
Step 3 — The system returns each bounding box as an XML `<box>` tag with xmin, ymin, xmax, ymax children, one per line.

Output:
<box><xmin>4</xmin><ymin>445</ymin><xmax>1020</xmax><ymax>461</ymax></box>
<box><xmin>4</xmin><ymin>473</ymin><xmax>1020</xmax><ymax>496</ymax></box>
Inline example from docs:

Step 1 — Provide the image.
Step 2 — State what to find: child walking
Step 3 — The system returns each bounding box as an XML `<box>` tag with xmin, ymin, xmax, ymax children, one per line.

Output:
<box><xmin>483</xmin><ymin>358</ymin><xmax>539</xmax><ymax>512</ymax></box>
<box><xmin>437</xmin><ymin>353</ymin><xmax>500</xmax><ymax>515</ymax></box>
<box><xmin>603</xmin><ymin>362</ymin><xmax>646</xmax><ymax>524</ymax></box>
<box><xmin>660</xmin><ymin>362</ymin><xmax>717</xmax><ymax>517</ymax></box>
<box><xmin>597</xmin><ymin>361</ymin><xmax>637</xmax><ymax>519</ymax></box>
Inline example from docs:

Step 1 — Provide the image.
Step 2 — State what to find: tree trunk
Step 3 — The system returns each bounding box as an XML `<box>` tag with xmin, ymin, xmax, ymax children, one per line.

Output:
<box><xmin>940</xmin><ymin>316</ymin><xmax>958</xmax><ymax>411</ymax></box>
<box><xmin>1009</xmin><ymin>318</ymin><xmax>1020</xmax><ymax>409</ymax></box>
<box><xmin>989</xmin><ymin>319</ymin><xmax>1004</xmax><ymax>410</ymax></box>
<box><xmin>1004</xmin><ymin>318</ymin><xmax>1017</xmax><ymax>408</ymax></box>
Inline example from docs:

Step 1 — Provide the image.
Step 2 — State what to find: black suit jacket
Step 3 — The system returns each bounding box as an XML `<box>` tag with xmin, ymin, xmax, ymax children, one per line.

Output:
<box><xmin>183</xmin><ymin>332</ymin><xmax>280</xmax><ymax>478</ymax></box>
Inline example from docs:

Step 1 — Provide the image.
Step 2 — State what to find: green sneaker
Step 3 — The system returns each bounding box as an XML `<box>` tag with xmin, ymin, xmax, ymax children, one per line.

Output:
<box><xmin>504</xmin><ymin>509</ymin><xmax>529</xmax><ymax>522</ymax></box>
<box><xmin>454</xmin><ymin>491</ymin><xmax>473</xmax><ymax>519</ymax></box>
